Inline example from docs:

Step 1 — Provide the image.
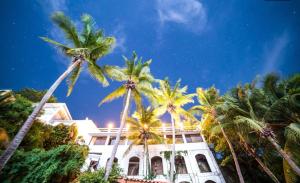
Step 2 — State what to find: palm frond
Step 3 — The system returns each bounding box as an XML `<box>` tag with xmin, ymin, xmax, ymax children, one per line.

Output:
<box><xmin>99</xmin><ymin>86</ymin><xmax>126</xmax><ymax>106</ymax></box>
<box><xmin>51</xmin><ymin>12</ymin><xmax>81</xmax><ymax>47</ymax></box>
<box><xmin>67</xmin><ymin>64</ymin><xmax>82</xmax><ymax>96</ymax></box>
<box><xmin>285</xmin><ymin>123</ymin><xmax>300</xmax><ymax>143</ymax></box>
<box><xmin>40</xmin><ymin>37</ymin><xmax>71</xmax><ymax>55</ymax></box>
<box><xmin>132</xmin><ymin>89</ymin><xmax>142</xmax><ymax>111</ymax></box>
<box><xmin>87</xmin><ymin>63</ymin><xmax>109</xmax><ymax>86</ymax></box>
<box><xmin>234</xmin><ymin>116</ymin><xmax>264</xmax><ymax>132</ymax></box>
<box><xmin>103</xmin><ymin>65</ymin><xmax>126</xmax><ymax>81</ymax></box>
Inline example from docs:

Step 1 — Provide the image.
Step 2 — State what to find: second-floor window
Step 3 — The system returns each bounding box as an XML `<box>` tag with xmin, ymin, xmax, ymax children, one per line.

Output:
<box><xmin>185</xmin><ymin>134</ymin><xmax>203</xmax><ymax>143</ymax></box>
<box><xmin>108</xmin><ymin>136</ymin><xmax>126</xmax><ymax>145</ymax></box>
<box><xmin>93</xmin><ymin>136</ymin><xmax>106</xmax><ymax>145</ymax></box>
<box><xmin>165</xmin><ymin>135</ymin><xmax>184</xmax><ymax>144</ymax></box>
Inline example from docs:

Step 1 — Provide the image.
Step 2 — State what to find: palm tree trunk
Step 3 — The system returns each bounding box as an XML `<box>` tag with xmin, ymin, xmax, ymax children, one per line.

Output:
<box><xmin>238</xmin><ymin>134</ymin><xmax>280</xmax><ymax>183</ymax></box>
<box><xmin>170</xmin><ymin>114</ymin><xmax>176</xmax><ymax>183</ymax></box>
<box><xmin>104</xmin><ymin>89</ymin><xmax>132</xmax><ymax>180</ymax></box>
<box><xmin>0</xmin><ymin>59</ymin><xmax>82</xmax><ymax>171</ymax></box>
<box><xmin>218</xmin><ymin>121</ymin><xmax>245</xmax><ymax>183</ymax></box>
<box><xmin>267</xmin><ymin>136</ymin><xmax>300</xmax><ymax>176</ymax></box>
<box><xmin>144</xmin><ymin>138</ymin><xmax>150</xmax><ymax>178</ymax></box>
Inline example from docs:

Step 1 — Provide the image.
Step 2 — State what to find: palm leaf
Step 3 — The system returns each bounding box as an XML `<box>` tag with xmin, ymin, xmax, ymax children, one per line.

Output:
<box><xmin>285</xmin><ymin>123</ymin><xmax>300</xmax><ymax>143</ymax></box>
<box><xmin>67</xmin><ymin>64</ymin><xmax>82</xmax><ymax>96</ymax></box>
<box><xmin>99</xmin><ymin>86</ymin><xmax>126</xmax><ymax>106</ymax></box>
<box><xmin>40</xmin><ymin>37</ymin><xmax>71</xmax><ymax>55</ymax></box>
<box><xmin>87</xmin><ymin>63</ymin><xmax>109</xmax><ymax>86</ymax></box>
<box><xmin>52</xmin><ymin>12</ymin><xmax>81</xmax><ymax>47</ymax></box>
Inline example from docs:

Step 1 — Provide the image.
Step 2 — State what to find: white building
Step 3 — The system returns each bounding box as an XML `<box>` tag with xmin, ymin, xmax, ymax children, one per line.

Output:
<box><xmin>40</xmin><ymin>103</ymin><xmax>225</xmax><ymax>183</ymax></box>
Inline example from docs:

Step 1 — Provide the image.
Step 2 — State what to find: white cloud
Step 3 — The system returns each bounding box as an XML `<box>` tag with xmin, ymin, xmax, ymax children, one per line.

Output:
<box><xmin>156</xmin><ymin>0</ymin><xmax>207</xmax><ymax>32</ymax></box>
<box><xmin>262</xmin><ymin>31</ymin><xmax>290</xmax><ymax>74</ymax></box>
<box><xmin>37</xmin><ymin>0</ymin><xmax>72</xmax><ymax>65</ymax></box>
<box><xmin>38</xmin><ymin>0</ymin><xmax>68</xmax><ymax>13</ymax></box>
<box><xmin>111</xmin><ymin>24</ymin><xmax>127</xmax><ymax>53</ymax></box>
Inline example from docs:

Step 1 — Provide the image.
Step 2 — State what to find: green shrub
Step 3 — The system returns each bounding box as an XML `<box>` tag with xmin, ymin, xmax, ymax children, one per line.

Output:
<box><xmin>79</xmin><ymin>165</ymin><xmax>122</xmax><ymax>183</ymax></box>
<box><xmin>1</xmin><ymin>144</ymin><xmax>89</xmax><ymax>183</ymax></box>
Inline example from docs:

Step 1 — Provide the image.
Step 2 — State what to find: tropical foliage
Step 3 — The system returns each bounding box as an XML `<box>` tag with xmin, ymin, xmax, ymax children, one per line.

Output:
<box><xmin>201</xmin><ymin>73</ymin><xmax>300</xmax><ymax>183</ymax></box>
<box><xmin>0</xmin><ymin>11</ymin><xmax>115</xmax><ymax>170</ymax></box>
<box><xmin>100</xmin><ymin>52</ymin><xmax>155</xmax><ymax>180</ymax></box>
<box><xmin>1</xmin><ymin>9</ymin><xmax>299</xmax><ymax>183</ymax></box>
<box><xmin>151</xmin><ymin>78</ymin><xmax>196</xmax><ymax>182</ymax></box>
<box><xmin>124</xmin><ymin>106</ymin><xmax>163</xmax><ymax>179</ymax></box>
<box><xmin>1</xmin><ymin>144</ymin><xmax>88</xmax><ymax>183</ymax></box>
<box><xmin>79</xmin><ymin>165</ymin><xmax>122</xmax><ymax>183</ymax></box>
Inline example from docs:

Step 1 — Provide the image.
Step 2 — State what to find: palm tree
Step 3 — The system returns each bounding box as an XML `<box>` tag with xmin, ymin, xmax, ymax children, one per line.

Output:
<box><xmin>190</xmin><ymin>87</ymin><xmax>245</xmax><ymax>183</ymax></box>
<box><xmin>222</xmin><ymin>78</ymin><xmax>300</xmax><ymax>177</ymax></box>
<box><xmin>100</xmin><ymin>52</ymin><xmax>155</xmax><ymax>180</ymax></box>
<box><xmin>237</xmin><ymin>133</ymin><xmax>280</xmax><ymax>183</ymax></box>
<box><xmin>123</xmin><ymin>107</ymin><xmax>163</xmax><ymax>178</ymax></box>
<box><xmin>152</xmin><ymin>79</ymin><xmax>195</xmax><ymax>182</ymax></box>
<box><xmin>0</xmin><ymin>12</ymin><xmax>115</xmax><ymax>171</ymax></box>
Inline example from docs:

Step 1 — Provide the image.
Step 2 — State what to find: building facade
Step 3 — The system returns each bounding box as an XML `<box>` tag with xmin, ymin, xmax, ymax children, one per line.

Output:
<box><xmin>40</xmin><ymin>103</ymin><xmax>225</xmax><ymax>183</ymax></box>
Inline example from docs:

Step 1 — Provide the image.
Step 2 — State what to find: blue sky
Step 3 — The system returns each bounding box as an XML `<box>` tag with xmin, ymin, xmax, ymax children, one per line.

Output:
<box><xmin>1</xmin><ymin>0</ymin><xmax>300</xmax><ymax>127</ymax></box>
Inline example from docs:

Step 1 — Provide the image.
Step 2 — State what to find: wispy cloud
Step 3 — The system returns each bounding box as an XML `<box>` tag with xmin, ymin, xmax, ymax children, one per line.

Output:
<box><xmin>262</xmin><ymin>31</ymin><xmax>290</xmax><ymax>74</ymax></box>
<box><xmin>156</xmin><ymin>0</ymin><xmax>207</xmax><ymax>32</ymax></box>
<box><xmin>37</xmin><ymin>0</ymin><xmax>71</xmax><ymax>65</ymax></box>
<box><xmin>111</xmin><ymin>24</ymin><xmax>127</xmax><ymax>53</ymax></box>
<box><xmin>38</xmin><ymin>0</ymin><xmax>68</xmax><ymax>14</ymax></box>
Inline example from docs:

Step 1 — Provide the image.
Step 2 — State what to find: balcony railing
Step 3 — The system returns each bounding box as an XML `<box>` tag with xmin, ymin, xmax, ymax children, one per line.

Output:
<box><xmin>96</xmin><ymin>126</ymin><xmax>200</xmax><ymax>134</ymax></box>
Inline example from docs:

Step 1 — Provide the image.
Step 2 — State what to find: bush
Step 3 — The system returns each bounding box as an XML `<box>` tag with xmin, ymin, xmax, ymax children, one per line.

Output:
<box><xmin>1</xmin><ymin>144</ymin><xmax>89</xmax><ymax>183</ymax></box>
<box><xmin>79</xmin><ymin>165</ymin><xmax>122</xmax><ymax>183</ymax></box>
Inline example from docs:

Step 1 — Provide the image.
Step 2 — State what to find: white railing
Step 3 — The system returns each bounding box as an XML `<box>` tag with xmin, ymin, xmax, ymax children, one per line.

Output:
<box><xmin>97</xmin><ymin>126</ymin><xmax>200</xmax><ymax>134</ymax></box>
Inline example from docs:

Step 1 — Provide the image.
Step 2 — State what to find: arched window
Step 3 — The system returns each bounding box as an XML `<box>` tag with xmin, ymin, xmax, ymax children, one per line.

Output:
<box><xmin>195</xmin><ymin>154</ymin><xmax>211</xmax><ymax>172</ymax></box>
<box><xmin>105</xmin><ymin>157</ymin><xmax>118</xmax><ymax>168</ymax></box>
<box><xmin>128</xmin><ymin>157</ymin><xmax>140</xmax><ymax>176</ymax></box>
<box><xmin>205</xmin><ymin>180</ymin><xmax>216</xmax><ymax>183</ymax></box>
<box><xmin>175</xmin><ymin>155</ymin><xmax>188</xmax><ymax>174</ymax></box>
<box><xmin>151</xmin><ymin>156</ymin><xmax>163</xmax><ymax>175</ymax></box>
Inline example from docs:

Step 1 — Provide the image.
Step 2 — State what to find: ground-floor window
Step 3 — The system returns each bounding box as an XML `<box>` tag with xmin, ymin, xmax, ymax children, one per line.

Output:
<box><xmin>128</xmin><ymin>156</ymin><xmax>140</xmax><ymax>176</ymax></box>
<box><xmin>105</xmin><ymin>157</ymin><xmax>118</xmax><ymax>168</ymax></box>
<box><xmin>175</xmin><ymin>155</ymin><xmax>188</xmax><ymax>174</ymax></box>
<box><xmin>195</xmin><ymin>154</ymin><xmax>211</xmax><ymax>172</ymax></box>
<box><xmin>88</xmin><ymin>160</ymin><xmax>99</xmax><ymax>171</ymax></box>
<box><xmin>151</xmin><ymin>156</ymin><xmax>163</xmax><ymax>175</ymax></box>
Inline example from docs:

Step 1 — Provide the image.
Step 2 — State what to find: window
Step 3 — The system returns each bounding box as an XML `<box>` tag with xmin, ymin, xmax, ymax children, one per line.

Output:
<box><xmin>195</xmin><ymin>154</ymin><xmax>211</xmax><ymax>172</ymax></box>
<box><xmin>88</xmin><ymin>160</ymin><xmax>99</xmax><ymax>171</ymax></box>
<box><xmin>175</xmin><ymin>135</ymin><xmax>184</xmax><ymax>144</ymax></box>
<box><xmin>175</xmin><ymin>155</ymin><xmax>188</xmax><ymax>174</ymax></box>
<box><xmin>165</xmin><ymin>135</ymin><xmax>184</xmax><ymax>144</ymax></box>
<box><xmin>128</xmin><ymin>157</ymin><xmax>140</xmax><ymax>176</ymax></box>
<box><xmin>108</xmin><ymin>136</ymin><xmax>116</xmax><ymax>145</ymax></box>
<box><xmin>185</xmin><ymin>134</ymin><xmax>203</xmax><ymax>143</ymax></box>
<box><xmin>205</xmin><ymin>181</ymin><xmax>216</xmax><ymax>183</ymax></box>
<box><xmin>93</xmin><ymin>137</ymin><xmax>107</xmax><ymax>145</ymax></box>
<box><xmin>165</xmin><ymin>135</ymin><xmax>172</xmax><ymax>144</ymax></box>
<box><xmin>108</xmin><ymin>136</ymin><xmax>126</xmax><ymax>145</ymax></box>
<box><xmin>151</xmin><ymin>156</ymin><xmax>163</xmax><ymax>175</ymax></box>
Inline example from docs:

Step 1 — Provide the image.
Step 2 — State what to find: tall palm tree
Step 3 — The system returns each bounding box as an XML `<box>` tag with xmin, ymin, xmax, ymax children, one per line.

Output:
<box><xmin>237</xmin><ymin>133</ymin><xmax>280</xmax><ymax>183</ymax></box>
<box><xmin>0</xmin><ymin>12</ymin><xmax>115</xmax><ymax>171</ymax></box>
<box><xmin>190</xmin><ymin>87</ymin><xmax>245</xmax><ymax>183</ymax></box>
<box><xmin>123</xmin><ymin>107</ymin><xmax>163</xmax><ymax>178</ymax></box>
<box><xmin>152</xmin><ymin>79</ymin><xmax>195</xmax><ymax>182</ymax></box>
<box><xmin>100</xmin><ymin>52</ymin><xmax>155</xmax><ymax>180</ymax></box>
<box><xmin>223</xmin><ymin>78</ymin><xmax>300</xmax><ymax>177</ymax></box>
